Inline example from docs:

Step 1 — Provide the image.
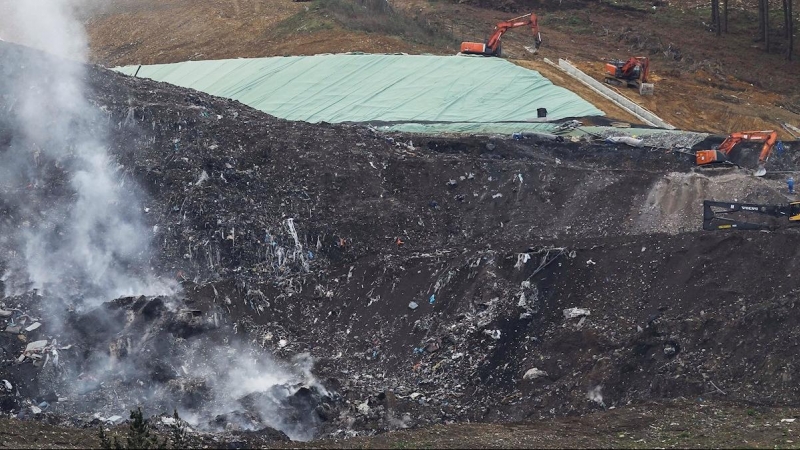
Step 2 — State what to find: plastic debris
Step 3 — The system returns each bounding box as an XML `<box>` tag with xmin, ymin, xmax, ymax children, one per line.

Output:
<box><xmin>408</xmin><ymin>301</ymin><xmax>419</xmax><ymax>311</ymax></box>
<box><xmin>483</xmin><ymin>329</ymin><xmax>501</xmax><ymax>340</ymax></box>
<box><xmin>523</xmin><ymin>368</ymin><xmax>548</xmax><ymax>380</ymax></box>
<box><xmin>563</xmin><ymin>308</ymin><xmax>591</xmax><ymax>319</ymax></box>
<box><xmin>105</xmin><ymin>415</ymin><xmax>124</xmax><ymax>425</ymax></box>
<box><xmin>25</xmin><ymin>322</ymin><xmax>41</xmax><ymax>332</ymax></box>
<box><xmin>25</xmin><ymin>340</ymin><xmax>48</xmax><ymax>352</ymax></box>
<box><xmin>606</xmin><ymin>136</ymin><xmax>644</xmax><ymax>147</ymax></box>
<box><xmin>428</xmin><ymin>294</ymin><xmax>435</xmax><ymax>305</ymax></box>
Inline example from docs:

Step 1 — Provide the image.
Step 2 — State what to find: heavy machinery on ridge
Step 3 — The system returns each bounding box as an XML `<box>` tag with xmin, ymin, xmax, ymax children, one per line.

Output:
<box><xmin>604</xmin><ymin>56</ymin><xmax>654</xmax><ymax>95</ymax></box>
<box><xmin>460</xmin><ymin>12</ymin><xmax>541</xmax><ymax>57</ymax></box>
<box><xmin>703</xmin><ymin>200</ymin><xmax>800</xmax><ymax>230</ymax></box>
<box><xmin>695</xmin><ymin>130</ymin><xmax>779</xmax><ymax>177</ymax></box>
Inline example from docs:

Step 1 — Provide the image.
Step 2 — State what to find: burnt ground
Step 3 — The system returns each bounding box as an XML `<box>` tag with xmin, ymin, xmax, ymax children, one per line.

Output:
<box><xmin>2</xmin><ymin>41</ymin><xmax>800</xmax><ymax>447</ymax></box>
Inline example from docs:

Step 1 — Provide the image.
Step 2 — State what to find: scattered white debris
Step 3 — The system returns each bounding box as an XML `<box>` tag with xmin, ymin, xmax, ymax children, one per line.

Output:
<box><xmin>25</xmin><ymin>322</ymin><xmax>41</xmax><ymax>332</ymax></box>
<box><xmin>586</xmin><ymin>259</ymin><xmax>596</xmax><ymax>265</ymax></box>
<box><xmin>25</xmin><ymin>340</ymin><xmax>48</xmax><ymax>352</ymax></box>
<box><xmin>563</xmin><ymin>308</ymin><xmax>591</xmax><ymax>319</ymax></box>
<box><xmin>782</xmin><ymin>418</ymin><xmax>796</xmax><ymax>423</ymax></box>
<box><xmin>278</xmin><ymin>339</ymin><xmax>288</xmax><ymax>348</ymax></box>
<box><xmin>523</xmin><ymin>368</ymin><xmax>548</xmax><ymax>380</ymax></box>
<box><xmin>195</xmin><ymin>170</ymin><xmax>209</xmax><ymax>186</ymax></box>
<box><xmin>409</xmin><ymin>392</ymin><xmax>422</xmax><ymax>400</ymax></box>
<box><xmin>492</xmin><ymin>193</ymin><xmax>503</xmax><ymax>199</ymax></box>
<box><xmin>514</xmin><ymin>253</ymin><xmax>531</xmax><ymax>269</ymax></box>
<box><xmin>483</xmin><ymin>329</ymin><xmax>501</xmax><ymax>340</ymax></box>
<box><xmin>161</xmin><ymin>417</ymin><xmax>177</xmax><ymax>426</ymax></box>
<box><xmin>357</xmin><ymin>401</ymin><xmax>371</xmax><ymax>415</ymax></box>
<box><xmin>1</xmin><ymin>380</ymin><xmax>11</xmax><ymax>391</ymax></box>
<box><xmin>408</xmin><ymin>301</ymin><xmax>419</xmax><ymax>310</ymax></box>
<box><xmin>105</xmin><ymin>415</ymin><xmax>124</xmax><ymax>425</ymax></box>
<box><xmin>606</xmin><ymin>136</ymin><xmax>644</xmax><ymax>147</ymax></box>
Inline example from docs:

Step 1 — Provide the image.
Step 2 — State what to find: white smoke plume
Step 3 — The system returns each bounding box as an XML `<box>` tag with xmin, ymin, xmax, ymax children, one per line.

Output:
<box><xmin>587</xmin><ymin>385</ymin><xmax>605</xmax><ymax>408</ymax></box>
<box><xmin>0</xmin><ymin>0</ymin><xmax>176</xmax><ymax>303</ymax></box>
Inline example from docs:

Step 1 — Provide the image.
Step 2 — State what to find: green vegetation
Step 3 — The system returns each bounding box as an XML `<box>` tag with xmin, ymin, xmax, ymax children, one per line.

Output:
<box><xmin>544</xmin><ymin>13</ymin><xmax>594</xmax><ymax>35</ymax></box>
<box><xmin>98</xmin><ymin>408</ymin><xmax>189</xmax><ymax>450</ymax></box>
<box><xmin>270</xmin><ymin>5</ymin><xmax>335</xmax><ymax>37</ymax></box>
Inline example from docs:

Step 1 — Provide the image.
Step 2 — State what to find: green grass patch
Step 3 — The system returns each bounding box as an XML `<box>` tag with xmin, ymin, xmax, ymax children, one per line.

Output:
<box><xmin>544</xmin><ymin>13</ymin><xmax>594</xmax><ymax>35</ymax></box>
<box><xmin>268</xmin><ymin>6</ymin><xmax>336</xmax><ymax>37</ymax></box>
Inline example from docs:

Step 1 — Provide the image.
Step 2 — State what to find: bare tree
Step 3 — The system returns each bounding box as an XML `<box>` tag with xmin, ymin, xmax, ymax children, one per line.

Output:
<box><xmin>764</xmin><ymin>0</ymin><xmax>771</xmax><ymax>51</ymax></box>
<box><xmin>723</xmin><ymin>0</ymin><xmax>728</xmax><ymax>32</ymax></box>
<box><xmin>712</xmin><ymin>0</ymin><xmax>721</xmax><ymax>35</ymax></box>
<box><xmin>783</xmin><ymin>0</ymin><xmax>794</xmax><ymax>59</ymax></box>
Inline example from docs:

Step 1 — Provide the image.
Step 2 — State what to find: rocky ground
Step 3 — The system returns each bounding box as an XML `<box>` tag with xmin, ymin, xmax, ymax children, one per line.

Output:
<box><xmin>2</xmin><ymin>40</ymin><xmax>800</xmax><ymax>447</ymax></box>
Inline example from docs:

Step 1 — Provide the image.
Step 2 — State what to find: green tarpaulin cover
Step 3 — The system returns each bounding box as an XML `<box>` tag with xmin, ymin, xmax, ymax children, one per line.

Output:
<box><xmin>115</xmin><ymin>54</ymin><xmax>603</xmax><ymax>133</ymax></box>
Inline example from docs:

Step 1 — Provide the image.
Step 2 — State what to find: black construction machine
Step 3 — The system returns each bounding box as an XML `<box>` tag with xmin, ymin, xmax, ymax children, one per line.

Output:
<box><xmin>703</xmin><ymin>200</ymin><xmax>800</xmax><ymax>231</ymax></box>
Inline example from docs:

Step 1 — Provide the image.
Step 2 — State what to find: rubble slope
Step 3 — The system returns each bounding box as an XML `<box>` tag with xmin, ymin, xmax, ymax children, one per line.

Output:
<box><xmin>1</xmin><ymin>41</ymin><xmax>800</xmax><ymax>441</ymax></box>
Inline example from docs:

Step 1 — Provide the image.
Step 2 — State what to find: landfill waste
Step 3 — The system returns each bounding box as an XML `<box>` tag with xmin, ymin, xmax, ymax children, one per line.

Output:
<box><xmin>606</xmin><ymin>136</ymin><xmax>644</xmax><ymax>147</ymax></box>
<box><xmin>563</xmin><ymin>308</ymin><xmax>591</xmax><ymax>319</ymax></box>
<box><xmin>2</xmin><ymin>41</ymin><xmax>800</xmax><ymax>445</ymax></box>
<box><xmin>523</xmin><ymin>368</ymin><xmax>548</xmax><ymax>380</ymax></box>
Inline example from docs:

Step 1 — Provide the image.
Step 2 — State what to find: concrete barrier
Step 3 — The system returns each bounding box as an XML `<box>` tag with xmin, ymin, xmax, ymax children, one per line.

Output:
<box><xmin>544</xmin><ymin>58</ymin><xmax>676</xmax><ymax>130</ymax></box>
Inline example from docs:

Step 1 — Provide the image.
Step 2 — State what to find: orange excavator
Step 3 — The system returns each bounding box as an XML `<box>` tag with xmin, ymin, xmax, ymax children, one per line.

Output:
<box><xmin>460</xmin><ymin>13</ymin><xmax>542</xmax><ymax>57</ymax></box>
<box><xmin>604</xmin><ymin>56</ymin><xmax>654</xmax><ymax>94</ymax></box>
<box><xmin>695</xmin><ymin>130</ymin><xmax>779</xmax><ymax>177</ymax></box>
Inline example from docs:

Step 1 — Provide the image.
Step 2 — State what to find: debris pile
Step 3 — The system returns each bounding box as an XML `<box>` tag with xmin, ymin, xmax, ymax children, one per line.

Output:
<box><xmin>1</xmin><ymin>41</ymin><xmax>800</xmax><ymax>443</ymax></box>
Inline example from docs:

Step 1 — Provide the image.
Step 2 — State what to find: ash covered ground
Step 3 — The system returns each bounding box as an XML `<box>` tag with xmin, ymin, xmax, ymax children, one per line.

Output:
<box><xmin>2</xmin><ymin>40</ymin><xmax>800</xmax><ymax>446</ymax></box>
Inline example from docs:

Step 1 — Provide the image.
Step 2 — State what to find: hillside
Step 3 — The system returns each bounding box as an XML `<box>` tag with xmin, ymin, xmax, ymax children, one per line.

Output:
<box><xmin>78</xmin><ymin>0</ymin><xmax>800</xmax><ymax>136</ymax></box>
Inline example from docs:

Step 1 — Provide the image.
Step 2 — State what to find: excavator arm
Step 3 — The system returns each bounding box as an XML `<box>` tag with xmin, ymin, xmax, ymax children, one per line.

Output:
<box><xmin>695</xmin><ymin>130</ymin><xmax>779</xmax><ymax>176</ymax></box>
<box><xmin>460</xmin><ymin>13</ymin><xmax>541</xmax><ymax>57</ymax></box>
<box><xmin>703</xmin><ymin>200</ymin><xmax>800</xmax><ymax>231</ymax></box>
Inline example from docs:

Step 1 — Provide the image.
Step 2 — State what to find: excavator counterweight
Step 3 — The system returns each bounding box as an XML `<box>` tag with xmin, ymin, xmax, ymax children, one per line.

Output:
<box><xmin>460</xmin><ymin>12</ymin><xmax>541</xmax><ymax>57</ymax></box>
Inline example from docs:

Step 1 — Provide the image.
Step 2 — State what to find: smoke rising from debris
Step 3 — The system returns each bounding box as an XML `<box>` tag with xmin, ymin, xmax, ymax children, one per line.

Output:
<box><xmin>0</xmin><ymin>3</ymin><xmax>328</xmax><ymax>441</ymax></box>
<box><xmin>0</xmin><ymin>0</ymin><xmax>175</xmax><ymax>302</ymax></box>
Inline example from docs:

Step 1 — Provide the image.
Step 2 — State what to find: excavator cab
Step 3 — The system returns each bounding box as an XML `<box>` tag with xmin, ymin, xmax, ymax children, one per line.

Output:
<box><xmin>604</xmin><ymin>56</ymin><xmax>653</xmax><ymax>95</ymax></box>
<box><xmin>605</xmin><ymin>60</ymin><xmax>643</xmax><ymax>81</ymax></box>
<box><xmin>789</xmin><ymin>202</ymin><xmax>800</xmax><ymax>222</ymax></box>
